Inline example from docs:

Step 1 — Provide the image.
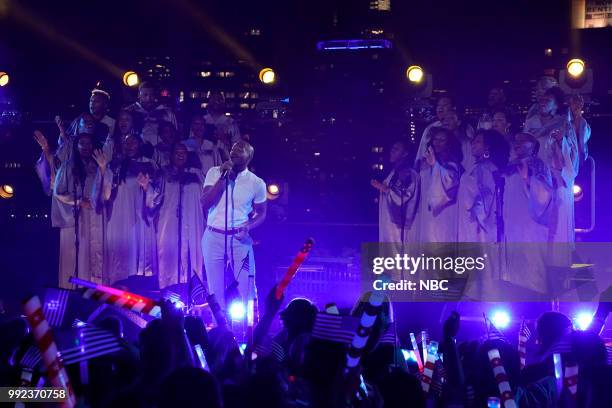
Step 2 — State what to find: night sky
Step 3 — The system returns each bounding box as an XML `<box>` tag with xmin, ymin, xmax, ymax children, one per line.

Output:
<box><xmin>0</xmin><ymin>0</ymin><xmax>584</xmax><ymax>112</ymax></box>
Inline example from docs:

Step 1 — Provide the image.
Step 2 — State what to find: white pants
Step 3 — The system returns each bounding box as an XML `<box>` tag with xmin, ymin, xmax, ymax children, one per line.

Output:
<box><xmin>201</xmin><ymin>229</ymin><xmax>255</xmax><ymax>310</ymax></box>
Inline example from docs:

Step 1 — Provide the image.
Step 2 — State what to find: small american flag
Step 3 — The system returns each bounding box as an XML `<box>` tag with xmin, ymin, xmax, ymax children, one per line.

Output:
<box><xmin>518</xmin><ymin>319</ymin><xmax>531</xmax><ymax>369</ymax></box>
<box><xmin>42</xmin><ymin>287</ymin><xmax>71</xmax><ymax>327</ymax></box>
<box><xmin>190</xmin><ymin>272</ymin><xmax>208</xmax><ymax>306</ymax></box>
<box><xmin>312</xmin><ymin>313</ymin><xmax>359</xmax><ymax>344</ymax></box>
<box><xmin>484</xmin><ymin>315</ymin><xmax>506</xmax><ymax>341</ymax></box>
<box><xmin>254</xmin><ymin>337</ymin><xmax>286</xmax><ymax>362</ymax></box>
<box><xmin>378</xmin><ymin>322</ymin><xmax>398</xmax><ymax>346</ymax></box>
<box><xmin>606</xmin><ymin>343</ymin><xmax>612</xmax><ymax>366</ymax></box>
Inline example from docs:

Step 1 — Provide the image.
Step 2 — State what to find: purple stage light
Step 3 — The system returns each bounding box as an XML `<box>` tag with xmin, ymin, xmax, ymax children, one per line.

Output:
<box><xmin>490</xmin><ymin>310</ymin><xmax>511</xmax><ymax>329</ymax></box>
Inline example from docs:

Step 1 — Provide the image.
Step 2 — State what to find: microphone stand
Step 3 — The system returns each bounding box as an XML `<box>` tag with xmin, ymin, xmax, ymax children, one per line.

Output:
<box><xmin>177</xmin><ymin>170</ymin><xmax>184</xmax><ymax>289</ymax></box>
<box><xmin>495</xmin><ymin>172</ymin><xmax>505</xmax><ymax>280</ymax></box>
<box><xmin>73</xmin><ymin>175</ymin><xmax>81</xmax><ymax>282</ymax></box>
<box><xmin>224</xmin><ymin>173</ymin><xmax>230</xmax><ymax>307</ymax></box>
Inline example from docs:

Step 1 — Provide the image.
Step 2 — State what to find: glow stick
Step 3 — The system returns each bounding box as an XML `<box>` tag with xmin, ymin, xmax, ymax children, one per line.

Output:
<box><xmin>69</xmin><ymin>277</ymin><xmax>161</xmax><ymax>317</ymax></box>
<box><xmin>488</xmin><ymin>348</ymin><xmax>517</xmax><ymax>408</ymax></box>
<box><xmin>23</xmin><ymin>296</ymin><xmax>76</xmax><ymax>408</ymax></box>
<box><xmin>275</xmin><ymin>238</ymin><xmax>314</xmax><ymax>299</ymax></box>
<box><xmin>410</xmin><ymin>332</ymin><xmax>424</xmax><ymax>371</ymax></box>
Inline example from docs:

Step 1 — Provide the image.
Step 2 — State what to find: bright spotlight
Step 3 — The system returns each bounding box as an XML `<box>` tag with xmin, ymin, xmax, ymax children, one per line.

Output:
<box><xmin>567</xmin><ymin>59</ymin><xmax>585</xmax><ymax>78</ymax></box>
<box><xmin>406</xmin><ymin>65</ymin><xmax>424</xmax><ymax>83</ymax></box>
<box><xmin>491</xmin><ymin>310</ymin><xmax>511</xmax><ymax>329</ymax></box>
<box><xmin>123</xmin><ymin>71</ymin><xmax>140</xmax><ymax>87</ymax></box>
<box><xmin>0</xmin><ymin>72</ymin><xmax>9</xmax><ymax>87</ymax></box>
<box><xmin>573</xmin><ymin>312</ymin><xmax>593</xmax><ymax>331</ymax></box>
<box><xmin>0</xmin><ymin>184</ymin><xmax>14</xmax><ymax>199</ymax></box>
<box><xmin>259</xmin><ymin>68</ymin><xmax>276</xmax><ymax>84</ymax></box>
<box><xmin>229</xmin><ymin>301</ymin><xmax>246</xmax><ymax>320</ymax></box>
<box><xmin>268</xmin><ymin>184</ymin><xmax>280</xmax><ymax>195</ymax></box>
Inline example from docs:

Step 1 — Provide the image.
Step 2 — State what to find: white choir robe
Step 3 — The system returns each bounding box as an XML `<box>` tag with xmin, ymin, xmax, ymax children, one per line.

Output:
<box><xmin>457</xmin><ymin>159</ymin><xmax>501</xmax><ymax>300</ymax></box>
<box><xmin>502</xmin><ymin>158</ymin><xmax>554</xmax><ymax>294</ymax></box>
<box><xmin>183</xmin><ymin>138</ymin><xmax>223</xmax><ymax>176</ymax></box>
<box><xmin>53</xmin><ymin>159</ymin><xmax>105</xmax><ymax>288</ymax></box>
<box><xmin>524</xmin><ymin>114</ymin><xmax>579</xmax><ymax>265</ymax></box>
<box><xmin>457</xmin><ymin>159</ymin><xmax>498</xmax><ymax>243</ymax></box>
<box><xmin>93</xmin><ymin>158</ymin><xmax>158</xmax><ymax>284</ymax></box>
<box><xmin>151</xmin><ymin>166</ymin><xmax>206</xmax><ymax>289</ymax></box>
<box><xmin>416</xmin><ymin>160</ymin><xmax>462</xmax><ymax>243</ymax></box>
<box><xmin>378</xmin><ymin>167</ymin><xmax>420</xmax><ymax>278</ymax></box>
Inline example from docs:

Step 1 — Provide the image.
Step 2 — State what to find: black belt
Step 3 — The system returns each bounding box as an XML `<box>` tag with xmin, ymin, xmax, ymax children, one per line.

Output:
<box><xmin>207</xmin><ymin>225</ymin><xmax>242</xmax><ymax>235</ymax></box>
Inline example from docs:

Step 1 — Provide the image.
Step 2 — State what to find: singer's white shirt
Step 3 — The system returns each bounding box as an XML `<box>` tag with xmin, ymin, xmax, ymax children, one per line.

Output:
<box><xmin>203</xmin><ymin>166</ymin><xmax>267</xmax><ymax>229</ymax></box>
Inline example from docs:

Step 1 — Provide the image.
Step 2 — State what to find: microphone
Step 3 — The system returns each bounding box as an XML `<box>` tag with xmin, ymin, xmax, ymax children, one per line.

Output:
<box><xmin>220</xmin><ymin>160</ymin><xmax>234</xmax><ymax>179</ymax></box>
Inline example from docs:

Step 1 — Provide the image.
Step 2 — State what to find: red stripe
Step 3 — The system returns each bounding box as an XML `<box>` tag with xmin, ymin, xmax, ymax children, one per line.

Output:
<box><xmin>28</xmin><ymin>308</ymin><xmax>45</xmax><ymax>330</ymax></box>
<box><xmin>38</xmin><ymin>331</ymin><xmax>55</xmax><ymax>355</ymax></box>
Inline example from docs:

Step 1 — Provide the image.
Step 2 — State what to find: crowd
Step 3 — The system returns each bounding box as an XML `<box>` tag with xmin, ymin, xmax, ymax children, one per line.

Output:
<box><xmin>0</xmin><ymin>283</ymin><xmax>610</xmax><ymax>407</ymax></box>
<box><xmin>374</xmin><ymin>77</ymin><xmax>592</xmax><ymax>297</ymax></box>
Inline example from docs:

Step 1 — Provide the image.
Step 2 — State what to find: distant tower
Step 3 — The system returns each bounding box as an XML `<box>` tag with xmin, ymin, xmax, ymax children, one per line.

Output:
<box><xmin>571</xmin><ymin>0</ymin><xmax>586</xmax><ymax>29</ymax></box>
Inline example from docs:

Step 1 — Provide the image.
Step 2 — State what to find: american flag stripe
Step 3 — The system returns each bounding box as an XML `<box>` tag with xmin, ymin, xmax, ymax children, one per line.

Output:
<box><xmin>484</xmin><ymin>316</ymin><xmax>506</xmax><ymax>341</ymax></box>
<box><xmin>606</xmin><ymin>344</ymin><xmax>612</xmax><ymax>365</ymax></box>
<box><xmin>43</xmin><ymin>288</ymin><xmax>70</xmax><ymax>327</ymax></box>
<box><xmin>312</xmin><ymin>314</ymin><xmax>359</xmax><ymax>343</ymax></box>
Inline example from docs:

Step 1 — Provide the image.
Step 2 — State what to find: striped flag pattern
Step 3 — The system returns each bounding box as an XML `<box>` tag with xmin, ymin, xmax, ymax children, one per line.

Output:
<box><xmin>420</xmin><ymin>341</ymin><xmax>439</xmax><ymax>393</ymax></box>
<box><xmin>518</xmin><ymin>319</ymin><xmax>531</xmax><ymax>369</ymax></box>
<box><xmin>606</xmin><ymin>343</ymin><xmax>612</xmax><ymax>365</ymax></box>
<box><xmin>312</xmin><ymin>313</ymin><xmax>359</xmax><ymax>344</ymax></box>
<box><xmin>254</xmin><ymin>337</ymin><xmax>286</xmax><ymax>362</ymax></box>
<box><xmin>82</xmin><ymin>288</ymin><xmax>161</xmax><ymax>317</ymax></box>
<box><xmin>488</xmin><ymin>348</ymin><xmax>517</xmax><ymax>408</ymax></box>
<box><xmin>345</xmin><ymin>292</ymin><xmax>384</xmax><ymax>372</ymax></box>
<box><xmin>378</xmin><ymin>322</ymin><xmax>398</xmax><ymax>346</ymax></box>
<box><xmin>43</xmin><ymin>288</ymin><xmax>71</xmax><ymax>327</ymax></box>
<box><xmin>19</xmin><ymin>325</ymin><xmax>124</xmax><ymax>369</ymax></box>
<box><xmin>484</xmin><ymin>315</ymin><xmax>506</xmax><ymax>341</ymax></box>
<box><xmin>190</xmin><ymin>272</ymin><xmax>208</xmax><ymax>306</ymax></box>
<box><xmin>60</xmin><ymin>326</ymin><xmax>123</xmax><ymax>366</ymax></box>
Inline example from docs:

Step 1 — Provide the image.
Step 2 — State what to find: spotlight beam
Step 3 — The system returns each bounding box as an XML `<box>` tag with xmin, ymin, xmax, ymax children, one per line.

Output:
<box><xmin>5</xmin><ymin>2</ymin><xmax>125</xmax><ymax>78</ymax></box>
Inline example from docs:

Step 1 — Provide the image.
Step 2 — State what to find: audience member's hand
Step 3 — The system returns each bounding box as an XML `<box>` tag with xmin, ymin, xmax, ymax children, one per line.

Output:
<box><xmin>161</xmin><ymin>298</ymin><xmax>185</xmax><ymax>328</ymax></box>
<box><xmin>443</xmin><ymin>311</ymin><xmax>461</xmax><ymax>339</ymax></box>
<box><xmin>92</xmin><ymin>149</ymin><xmax>108</xmax><ymax>170</ymax></box>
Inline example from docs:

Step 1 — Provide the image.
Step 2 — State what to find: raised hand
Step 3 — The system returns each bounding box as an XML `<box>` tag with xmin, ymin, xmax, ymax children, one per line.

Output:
<box><xmin>370</xmin><ymin>179</ymin><xmax>389</xmax><ymax>193</ymax></box>
<box><xmin>92</xmin><ymin>149</ymin><xmax>107</xmax><ymax>170</ymax></box>
<box><xmin>424</xmin><ymin>145</ymin><xmax>436</xmax><ymax>167</ymax></box>
<box><xmin>55</xmin><ymin>115</ymin><xmax>67</xmax><ymax>140</ymax></box>
<box><xmin>33</xmin><ymin>130</ymin><xmax>49</xmax><ymax>152</ymax></box>
<box><xmin>137</xmin><ymin>172</ymin><xmax>151</xmax><ymax>191</ymax></box>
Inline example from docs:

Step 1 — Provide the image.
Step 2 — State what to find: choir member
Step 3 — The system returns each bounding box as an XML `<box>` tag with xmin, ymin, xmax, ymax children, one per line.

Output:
<box><xmin>126</xmin><ymin>81</ymin><xmax>177</xmax><ymax>147</ymax></box>
<box><xmin>152</xmin><ymin>120</ymin><xmax>180</xmax><ymax>168</ymax></box>
<box><xmin>568</xmin><ymin>94</ymin><xmax>592</xmax><ymax>162</ymax></box>
<box><xmin>503</xmin><ymin>132</ymin><xmax>554</xmax><ymax>294</ymax></box>
<box><xmin>150</xmin><ymin>143</ymin><xmax>205</xmax><ymax>289</ymax></box>
<box><xmin>205</xmin><ymin>92</ymin><xmax>241</xmax><ymax>160</ymax></box>
<box><xmin>372</xmin><ymin>141</ymin><xmax>420</xmax><ymax>246</ymax></box>
<box><xmin>457</xmin><ymin>129</ymin><xmax>509</xmax><ymax>243</ymax></box>
<box><xmin>416</xmin><ymin>127</ymin><xmax>463</xmax><ymax>243</ymax></box>
<box><xmin>183</xmin><ymin>115</ymin><xmax>222</xmax><ymax>175</ymax></box>
<box><xmin>92</xmin><ymin>134</ymin><xmax>158</xmax><ymax>284</ymax></box>
<box><xmin>53</xmin><ymin>133</ymin><xmax>105</xmax><ymax>287</ymax></box>
<box><xmin>524</xmin><ymin>87</ymin><xmax>579</xmax><ymax>265</ymax></box>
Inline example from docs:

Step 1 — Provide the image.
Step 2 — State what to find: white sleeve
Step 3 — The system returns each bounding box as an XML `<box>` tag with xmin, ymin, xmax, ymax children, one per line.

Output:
<box><xmin>204</xmin><ymin>167</ymin><xmax>221</xmax><ymax>187</ymax></box>
<box><xmin>254</xmin><ymin>178</ymin><xmax>267</xmax><ymax>204</ymax></box>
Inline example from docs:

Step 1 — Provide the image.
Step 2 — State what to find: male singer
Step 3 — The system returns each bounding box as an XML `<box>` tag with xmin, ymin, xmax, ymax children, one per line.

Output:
<box><xmin>201</xmin><ymin>140</ymin><xmax>267</xmax><ymax>310</ymax></box>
